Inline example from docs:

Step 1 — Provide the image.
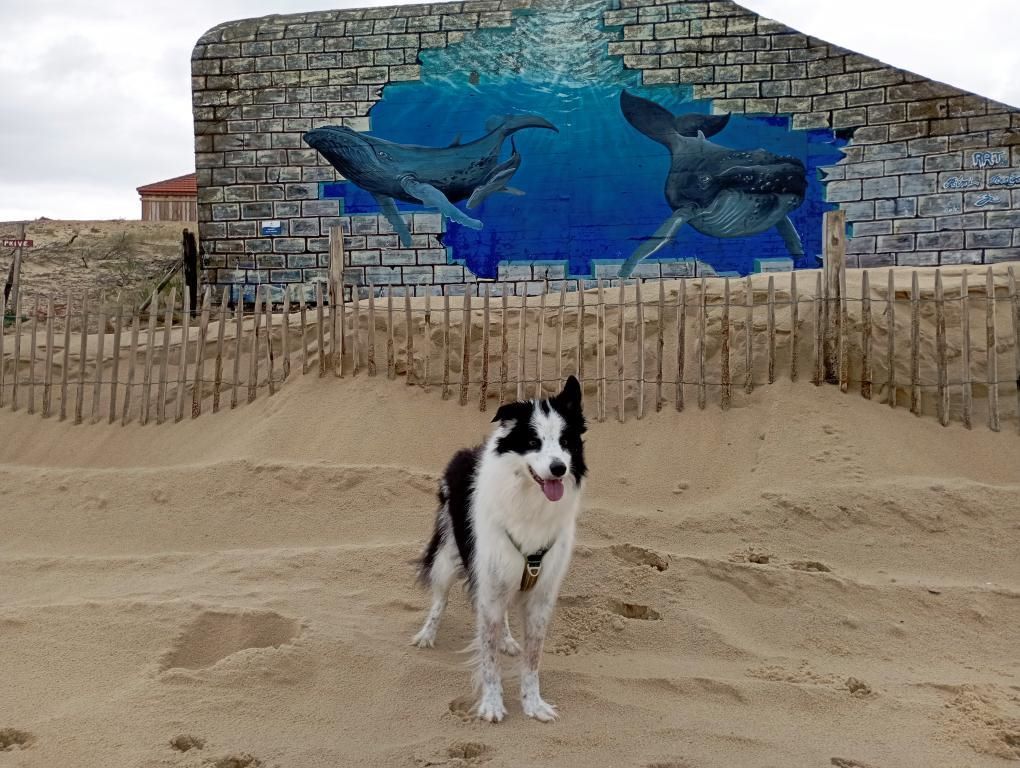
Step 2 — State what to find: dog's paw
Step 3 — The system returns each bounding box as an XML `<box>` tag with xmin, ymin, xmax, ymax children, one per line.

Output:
<box><xmin>500</xmin><ymin>635</ymin><xmax>521</xmax><ymax>656</ymax></box>
<box><xmin>522</xmin><ymin>696</ymin><xmax>558</xmax><ymax>722</ymax></box>
<box><xmin>411</xmin><ymin>629</ymin><xmax>436</xmax><ymax>648</ymax></box>
<box><xmin>475</xmin><ymin>693</ymin><xmax>507</xmax><ymax>723</ymax></box>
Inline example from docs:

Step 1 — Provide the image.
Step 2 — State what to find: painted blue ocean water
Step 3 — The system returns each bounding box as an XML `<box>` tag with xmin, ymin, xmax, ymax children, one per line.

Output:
<box><xmin>330</xmin><ymin>1</ymin><xmax>845</xmax><ymax>278</ymax></box>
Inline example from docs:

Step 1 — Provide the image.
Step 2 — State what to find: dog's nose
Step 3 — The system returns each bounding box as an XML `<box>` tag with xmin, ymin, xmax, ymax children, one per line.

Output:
<box><xmin>549</xmin><ymin>460</ymin><xmax>566</xmax><ymax>478</ymax></box>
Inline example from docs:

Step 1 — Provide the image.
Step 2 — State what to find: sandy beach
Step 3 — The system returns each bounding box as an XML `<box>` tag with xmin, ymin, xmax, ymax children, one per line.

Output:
<box><xmin>1</xmin><ymin>353</ymin><xmax>1018</xmax><ymax>767</ymax></box>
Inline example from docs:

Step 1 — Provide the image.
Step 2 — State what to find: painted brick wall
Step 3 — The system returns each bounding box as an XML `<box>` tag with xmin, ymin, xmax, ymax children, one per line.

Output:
<box><xmin>191</xmin><ymin>0</ymin><xmax>1020</xmax><ymax>300</ymax></box>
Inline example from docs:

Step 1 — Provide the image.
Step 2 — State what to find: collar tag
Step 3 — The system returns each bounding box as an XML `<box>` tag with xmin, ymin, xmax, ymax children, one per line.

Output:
<box><xmin>520</xmin><ymin>553</ymin><xmax>544</xmax><ymax>591</ymax></box>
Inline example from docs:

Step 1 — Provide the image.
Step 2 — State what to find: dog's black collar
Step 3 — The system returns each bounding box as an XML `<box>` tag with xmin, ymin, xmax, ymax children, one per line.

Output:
<box><xmin>505</xmin><ymin>531</ymin><xmax>555</xmax><ymax>592</ymax></box>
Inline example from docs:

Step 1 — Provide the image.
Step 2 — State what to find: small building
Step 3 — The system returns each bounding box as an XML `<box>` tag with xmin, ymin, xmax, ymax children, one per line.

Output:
<box><xmin>137</xmin><ymin>173</ymin><xmax>198</xmax><ymax>222</ymax></box>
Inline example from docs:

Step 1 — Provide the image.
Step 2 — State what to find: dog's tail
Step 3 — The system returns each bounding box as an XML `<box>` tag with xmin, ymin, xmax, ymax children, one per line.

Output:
<box><xmin>414</xmin><ymin>525</ymin><xmax>443</xmax><ymax>587</ymax></box>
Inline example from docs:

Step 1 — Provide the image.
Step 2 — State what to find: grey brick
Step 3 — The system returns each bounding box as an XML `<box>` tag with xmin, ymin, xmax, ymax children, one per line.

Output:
<box><xmin>302</xmin><ymin>200</ymin><xmax>340</xmax><ymax>217</ymax></box>
<box><xmin>287</xmin><ymin>254</ymin><xmax>318</xmax><ymax>269</ymax></box>
<box><xmin>918</xmin><ymin>193</ymin><xmax>964</xmax><ymax>217</ymax></box>
<box><xmin>876</xmin><ymin>234</ymin><xmax>915</xmax><ymax>253</ymax></box>
<box><xmin>274</xmin><ymin>201</ymin><xmax>301</xmax><ymax>217</ymax></box>
<box><xmin>273</xmin><ymin>238</ymin><xmax>307</xmax><ymax>253</ymax></box>
<box><xmin>350</xmin><ymin>250</ymin><xmax>381</xmax><ymax>266</ymax></box>
<box><xmin>964</xmin><ymin>191</ymin><xmax>1009</xmax><ymax>211</ymax></box>
<box><xmin>845</xmin><ymin>161</ymin><xmax>885</xmax><ymax>179</ymax></box>
<box><xmin>240</xmin><ymin>202</ymin><xmax>274</xmax><ymax>219</ymax></box>
<box><xmin>365</xmin><ymin>266</ymin><xmax>402</xmax><ymax>284</ymax></box>
<box><xmin>289</xmin><ymin>218</ymin><xmax>321</xmax><ymax>236</ymax></box>
<box><xmin>966</xmin><ymin>229</ymin><xmax>1012</xmax><ymax>248</ymax></box>
<box><xmin>212</xmin><ymin>203</ymin><xmax>240</xmax><ymax>221</ymax></box>
<box><xmin>862</xmin><ymin>176</ymin><xmax>899</xmax><ymax>199</ymax></box>
<box><xmin>917</xmin><ymin>231</ymin><xmax>964</xmax><ymax>250</ymax></box>
<box><xmin>352</xmin><ymin>215</ymin><xmax>378</xmax><ymax>235</ymax></box>
<box><xmin>401</xmin><ymin>266</ymin><xmax>434</xmax><ymax>284</ymax></box>
<box><xmin>875</xmin><ymin>198</ymin><xmax>917</xmax><ymax>219</ymax></box>
<box><xmin>893</xmin><ymin>218</ymin><xmax>936</xmax><ymax>234</ymax></box>
<box><xmin>898</xmin><ymin>174</ymin><xmax>938</xmax><ymax>196</ymax></box>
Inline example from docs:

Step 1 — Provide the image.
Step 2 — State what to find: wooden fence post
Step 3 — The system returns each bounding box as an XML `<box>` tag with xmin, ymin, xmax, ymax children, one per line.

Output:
<box><xmin>89</xmin><ymin>295</ymin><xmax>106</xmax><ymax>422</ymax></box>
<box><xmin>423</xmin><ymin>289</ymin><xmax>432</xmax><ymax>391</ymax></box>
<box><xmin>823</xmin><ymin>209</ymin><xmax>846</xmax><ymax>384</ymax></box>
<box><xmin>460</xmin><ymin>287</ymin><xmax>471</xmax><ymax>404</ymax></box>
<box><xmin>861</xmin><ymin>270</ymin><xmax>872</xmax><ymax>400</ymax></box>
<box><xmin>156</xmin><ymin>287</ymin><xmax>176</xmax><ymax>425</ymax></box>
<box><xmin>720</xmin><ymin>278</ymin><xmax>731</xmax><ymax>410</ymax></box>
<box><xmin>789</xmin><ymin>271</ymin><xmax>798</xmax><ymax>383</ymax></box>
<box><xmin>577</xmin><ymin>280</ymin><xmax>586</xmax><ymax>389</ymax></box>
<box><xmin>986</xmin><ymin>267</ymin><xmax>1000</xmax><ymax>432</ymax></box>
<box><xmin>676</xmin><ymin>278</ymin><xmax>686</xmax><ymax>412</ymax></box>
<box><xmin>813</xmin><ymin>272</ymin><xmax>823</xmax><ymax>386</ymax></box>
<box><xmin>442</xmin><ymin>287</ymin><xmax>452</xmax><ymax>400</ymax></box>
<box><xmin>767</xmin><ymin>275</ymin><xmax>776</xmax><ymax>385</ymax></box>
<box><xmin>887</xmin><ymin>270</ymin><xmax>896</xmax><ymax>408</ymax></box>
<box><xmin>10</xmin><ymin>293</ymin><xmax>21</xmax><ymax>411</ymax></box>
<box><xmin>299</xmin><ymin>289</ymin><xmax>309</xmax><ymax>377</ymax></box>
<box><xmin>910</xmin><ymin>271</ymin><xmax>921</xmax><ymax>416</ymax></box>
<box><xmin>174</xmin><ymin>288</ymin><xmax>192</xmax><ymax>422</ymax></box>
<box><xmin>1008</xmin><ymin>265</ymin><xmax>1019</xmax><ymax>434</ymax></box>
<box><xmin>387</xmin><ymin>285</ymin><xmax>395</xmax><ymax>380</ymax></box>
<box><xmin>248</xmin><ymin>287</ymin><xmax>262</xmax><ymax>404</ymax></box>
<box><xmin>534</xmin><ymin>280</ymin><xmax>546</xmax><ymax>399</ymax></box>
<box><xmin>838</xmin><ymin>254</ymin><xmax>849</xmax><ymax>393</ymax></box>
<box><xmin>108</xmin><ymin>302</ymin><xmax>123</xmax><ymax>423</ymax></box>
<box><xmin>316</xmin><ymin>281</ymin><xmax>326</xmax><ymax>377</ymax></box>
<box><xmin>697</xmin><ymin>277</ymin><xmax>707</xmax><ymax>410</ymax></box>
<box><xmin>263</xmin><ymin>285</ymin><xmax>276</xmax><ymax>396</ymax></box>
<box><xmin>231</xmin><ymin>292</ymin><xmax>243</xmax><ymax>407</ymax></box>
<box><xmin>516</xmin><ymin>290</ymin><xmax>527</xmax><ymax>401</ymax></box>
<box><xmin>28</xmin><ymin>296</ymin><xmax>39</xmax><ymax>415</ymax></box>
<box><xmin>122</xmin><ymin>309</ymin><xmax>140</xmax><ymax>426</ymax></box>
<box><xmin>281</xmin><ymin>289</ymin><xmax>291</xmax><ymax>382</ymax></box>
<box><xmin>404</xmin><ymin>290</ymin><xmax>414</xmax><ymax>386</ymax></box>
<box><xmin>43</xmin><ymin>296</ymin><xmax>56</xmax><ymax>418</ymax></box>
<box><xmin>329</xmin><ymin>226</ymin><xmax>345</xmax><ymax>376</ymax></box>
<box><xmin>636</xmin><ymin>279</ymin><xmax>645</xmax><ymax>418</ymax></box>
<box><xmin>935</xmin><ymin>270</ymin><xmax>949</xmax><ymax>427</ymax></box>
<box><xmin>367</xmin><ymin>284</ymin><xmax>377</xmax><ymax>377</ymax></box>
<box><xmin>61</xmin><ymin>290</ymin><xmax>72</xmax><ymax>421</ymax></box>
<box><xmin>656</xmin><ymin>278</ymin><xmax>665</xmax><ymax>411</ymax></box>
<box><xmin>74</xmin><ymin>293</ymin><xmax>89</xmax><ymax>425</ymax></box>
<box><xmin>556</xmin><ymin>281</ymin><xmax>566</xmax><ymax>385</ymax></box>
<box><xmin>598</xmin><ymin>279</ymin><xmax>607</xmax><ymax>421</ymax></box>
<box><xmin>744</xmin><ymin>276</ymin><xmax>754</xmax><ymax>394</ymax></box>
<box><xmin>0</xmin><ymin>293</ymin><xmax>6</xmax><ymax>409</ymax></box>
<box><xmin>499</xmin><ymin>291</ymin><xmax>508</xmax><ymax>404</ymax></box>
<box><xmin>479</xmin><ymin>284</ymin><xmax>490</xmax><ymax>410</ymax></box>
<box><xmin>617</xmin><ymin>279</ymin><xmax>626</xmax><ymax>422</ymax></box>
<box><xmin>960</xmin><ymin>270</ymin><xmax>972</xmax><ymax>429</ymax></box>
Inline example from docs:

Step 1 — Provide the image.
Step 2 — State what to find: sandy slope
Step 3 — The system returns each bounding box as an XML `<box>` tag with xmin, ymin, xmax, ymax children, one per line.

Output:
<box><xmin>0</xmin><ymin>364</ymin><xmax>1019</xmax><ymax>767</ymax></box>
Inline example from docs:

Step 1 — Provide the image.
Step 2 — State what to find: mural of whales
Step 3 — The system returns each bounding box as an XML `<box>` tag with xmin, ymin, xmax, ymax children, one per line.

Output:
<box><xmin>619</xmin><ymin>90</ymin><xmax>807</xmax><ymax>278</ymax></box>
<box><xmin>304</xmin><ymin>115</ymin><xmax>557</xmax><ymax>247</ymax></box>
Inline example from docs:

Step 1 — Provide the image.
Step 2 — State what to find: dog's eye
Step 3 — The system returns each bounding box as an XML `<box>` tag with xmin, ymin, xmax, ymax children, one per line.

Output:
<box><xmin>527</xmin><ymin>437</ymin><xmax>540</xmax><ymax>450</ymax></box>
<box><xmin>559</xmin><ymin>436</ymin><xmax>569</xmax><ymax>448</ymax></box>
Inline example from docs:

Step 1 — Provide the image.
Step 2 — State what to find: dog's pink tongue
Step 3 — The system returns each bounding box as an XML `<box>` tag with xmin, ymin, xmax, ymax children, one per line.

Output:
<box><xmin>542</xmin><ymin>479</ymin><xmax>564</xmax><ymax>502</ymax></box>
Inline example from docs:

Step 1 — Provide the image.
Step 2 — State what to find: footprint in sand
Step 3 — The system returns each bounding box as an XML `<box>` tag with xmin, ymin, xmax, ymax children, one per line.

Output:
<box><xmin>788</xmin><ymin>560</ymin><xmax>832</xmax><ymax>573</ymax></box>
<box><xmin>206</xmin><ymin>754</ymin><xmax>262</xmax><ymax>768</ymax></box>
<box><xmin>0</xmin><ymin>729</ymin><xmax>34</xmax><ymax>751</ymax></box>
<box><xmin>446</xmin><ymin>741</ymin><xmax>493</xmax><ymax>763</ymax></box>
<box><xmin>607</xmin><ymin>600</ymin><xmax>661</xmax><ymax>621</ymax></box>
<box><xmin>610</xmin><ymin>543</ymin><xmax>670</xmax><ymax>572</ymax></box>
<box><xmin>831</xmin><ymin>758</ymin><xmax>880</xmax><ymax>768</ymax></box>
<box><xmin>448</xmin><ymin>695</ymin><xmax>475</xmax><ymax>721</ymax></box>
<box><xmin>160</xmin><ymin>609</ymin><xmax>302</xmax><ymax>671</ymax></box>
<box><xmin>170</xmin><ymin>734</ymin><xmax>206</xmax><ymax>752</ymax></box>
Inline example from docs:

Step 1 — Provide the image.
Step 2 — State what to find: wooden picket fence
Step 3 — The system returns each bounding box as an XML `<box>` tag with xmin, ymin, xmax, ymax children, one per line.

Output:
<box><xmin>1</xmin><ymin>223</ymin><xmax>1018</xmax><ymax>433</ymax></box>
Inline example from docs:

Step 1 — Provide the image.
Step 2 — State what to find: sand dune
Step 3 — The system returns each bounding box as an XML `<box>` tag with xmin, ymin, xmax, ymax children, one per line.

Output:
<box><xmin>1</xmin><ymin>357</ymin><xmax>1019</xmax><ymax>766</ymax></box>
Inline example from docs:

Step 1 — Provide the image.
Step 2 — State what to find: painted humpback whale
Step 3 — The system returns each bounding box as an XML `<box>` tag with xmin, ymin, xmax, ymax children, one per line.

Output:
<box><xmin>304</xmin><ymin>115</ymin><xmax>557</xmax><ymax>247</ymax></box>
<box><xmin>619</xmin><ymin>90</ymin><xmax>807</xmax><ymax>278</ymax></box>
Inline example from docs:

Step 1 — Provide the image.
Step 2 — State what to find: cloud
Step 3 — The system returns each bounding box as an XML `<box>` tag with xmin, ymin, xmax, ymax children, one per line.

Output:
<box><xmin>1</xmin><ymin>0</ymin><xmax>1016</xmax><ymax>221</ymax></box>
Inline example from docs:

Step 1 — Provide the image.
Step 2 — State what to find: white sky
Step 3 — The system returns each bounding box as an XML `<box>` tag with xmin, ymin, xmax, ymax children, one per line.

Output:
<box><xmin>0</xmin><ymin>0</ymin><xmax>1016</xmax><ymax>222</ymax></box>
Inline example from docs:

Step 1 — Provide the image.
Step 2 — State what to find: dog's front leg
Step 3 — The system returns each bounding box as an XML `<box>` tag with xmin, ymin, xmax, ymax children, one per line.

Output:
<box><xmin>520</xmin><ymin>591</ymin><xmax>558</xmax><ymax>721</ymax></box>
<box><xmin>474</xmin><ymin>600</ymin><xmax>508</xmax><ymax>722</ymax></box>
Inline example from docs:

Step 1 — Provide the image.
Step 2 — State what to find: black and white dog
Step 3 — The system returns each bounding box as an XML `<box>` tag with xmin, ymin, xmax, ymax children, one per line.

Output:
<box><xmin>413</xmin><ymin>376</ymin><xmax>587</xmax><ymax>722</ymax></box>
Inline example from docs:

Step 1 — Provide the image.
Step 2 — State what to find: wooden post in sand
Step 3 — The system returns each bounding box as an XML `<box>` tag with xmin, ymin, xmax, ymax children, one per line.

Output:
<box><xmin>316</xmin><ymin>282</ymin><xmax>326</xmax><ymax>378</ymax></box>
<box><xmin>556</xmin><ymin>281</ymin><xmax>566</xmax><ymax>385</ymax></box>
<box><xmin>367</xmin><ymin>285</ymin><xmax>377</xmax><ymax>377</ymax></box>
<box><xmin>74</xmin><ymin>293</ymin><xmax>89</xmax><ymax>425</ymax></box>
<box><xmin>813</xmin><ymin>272</ymin><xmax>823</xmax><ymax>387</ymax></box>
<box><xmin>174</xmin><ymin>289</ymin><xmax>192</xmax><ymax>422</ymax></box>
<box><xmin>350</xmin><ymin>285</ymin><xmax>363</xmax><ymax>377</ymax></box>
<box><xmin>263</xmin><ymin>286</ymin><xmax>275</xmax><ymax>397</ymax></box>
<box><xmin>299</xmin><ymin>291</ymin><xmax>309</xmax><ymax>377</ymax></box>
<box><xmin>616</xmin><ymin>279</ymin><xmax>626</xmax><ymax>422</ymax></box>
<box><xmin>636</xmin><ymin>279</ymin><xmax>645</xmax><ymax>419</ymax></box>
<box><xmin>1008</xmin><ymin>266</ymin><xmax>1020</xmax><ymax>434</ymax></box>
<box><xmin>986</xmin><ymin>267</ymin><xmax>1000</xmax><ymax>432</ymax></box>
<box><xmin>838</xmin><ymin>255</ymin><xmax>849</xmax><ymax>394</ymax></box>
<box><xmin>576</xmin><ymin>280</ymin><xmax>586</xmax><ymax>389</ymax></box>
<box><xmin>386</xmin><ymin>286</ymin><xmax>395</xmax><ymax>380</ymax></box>
<box><xmin>960</xmin><ymin>270</ymin><xmax>972</xmax><ymax>429</ymax></box>
<box><xmin>107</xmin><ymin>302</ymin><xmax>123</xmax><ymax>423</ymax></box>
<box><xmin>598</xmin><ymin>279</ymin><xmax>607</xmax><ymax>422</ymax></box>
<box><xmin>516</xmin><ymin>291</ymin><xmax>527</xmax><ymax>401</ymax></box>
<box><xmin>232</xmin><ymin>295</ymin><xmax>244</xmax><ymax>407</ymax></box>
<box><xmin>744</xmin><ymin>276</ymin><xmax>754</xmax><ymax>394</ymax></box>
<box><xmin>404</xmin><ymin>291</ymin><xmax>414</xmax><ymax>386</ymax></box>
<box><xmin>789</xmin><ymin>272</ymin><xmax>799</xmax><ymax>383</ymax></box>
<box><xmin>823</xmin><ymin>209</ymin><xmax>846</xmax><ymax>385</ymax></box>
<box><xmin>910</xmin><ymin>271</ymin><xmax>920</xmax><ymax>416</ymax></box>
<box><xmin>61</xmin><ymin>290</ymin><xmax>73</xmax><ymax>421</ymax></box>
<box><xmin>676</xmin><ymin>279</ymin><xmax>686</xmax><ymax>412</ymax></box>
<box><xmin>28</xmin><ymin>297</ymin><xmax>39</xmax><ymax>415</ymax></box>
<box><xmin>499</xmin><ymin>291</ymin><xmax>509</xmax><ymax>404</ymax></box>
<box><xmin>887</xmin><ymin>270</ymin><xmax>896</xmax><ymax>409</ymax></box>
<box><xmin>656</xmin><ymin>278</ymin><xmax>665</xmax><ymax>412</ymax></box>
<box><xmin>122</xmin><ymin>309</ymin><xmax>140</xmax><ymax>426</ymax></box>
<box><xmin>720</xmin><ymin>278</ymin><xmax>731</xmax><ymax>410</ymax></box>
<box><xmin>935</xmin><ymin>270</ymin><xmax>949</xmax><ymax>427</ymax></box>
<box><xmin>156</xmin><ymin>287</ymin><xmax>176</xmax><ymax>425</ymax></box>
<box><xmin>442</xmin><ymin>288</ymin><xmax>451</xmax><ymax>400</ymax></box>
<box><xmin>329</xmin><ymin>226</ymin><xmax>345</xmax><ymax>375</ymax></box>
<box><xmin>697</xmin><ymin>277</ymin><xmax>707</xmax><ymax>410</ymax></box>
<box><xmin>280</xmin><ymin>290</ymin><xmax>291</xmax><ymax>382</ymax></box>
<box><xmin>534</xmin><ymin>281</ymin><xmax>545</xmax><ymax>399</ymax></box>
<box><xmin>0</xmin><ymin>294</ymin><xmax>6</xmax><ymax>410</ymax></box>
<box><xmin>10</xmin><ymin>293</ymin><xmax>21</xmax><ymax>411</ymax></box>
<box><xmin>479</xmin><ymin>284</ymin><xmax>490</xmax><ymax>411</ymax></box>
<box><xmin>460</xmin><ymin>288</ymin><xmax>472</xmax><ymax>405</ymax></box>
<box><xmin>861</xmin><ymin>271</ymin><xmax>872</xmax><ymax>401</ymax></box>
<box><xmin>249</xmin><ymin>289</ymin><xmax>263</xmax><ymax>404</ymax></box>
<box><xmin>767</xmin><ymin>276</ymin><xmax>776</xmax><ymax>385</ymax></box>
<box><xmin>43</xmin><ymin>296</ymin><xmax>56</xmax><ymax>418</ymax></box>
<box><xmin>89</xmin><ymin>296</ymin><xmax>105</xmax><ymax>422</ymax></box>
<box><xmin>423</xmin><ymin>290</ymin><xmax>432</xmax><ymax>391</ymax></box>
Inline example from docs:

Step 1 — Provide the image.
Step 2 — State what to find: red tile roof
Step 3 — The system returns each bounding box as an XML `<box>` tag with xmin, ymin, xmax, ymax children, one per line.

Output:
<box><xmin>137</xmin><ymin>173</ymin><xmax>197</xmax><ymax>196</ymax></box>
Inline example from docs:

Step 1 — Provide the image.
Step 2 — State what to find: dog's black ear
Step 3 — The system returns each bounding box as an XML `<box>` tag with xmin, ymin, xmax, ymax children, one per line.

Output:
<box><xmin>552</xmin><ymin>375</ymin><xmax>584</xmax><ymax>422</ymax></box>
<box><xmin>492</xmin><ymin>401</ymin><xmax>528</xmax><ymax>424</ymax></box>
